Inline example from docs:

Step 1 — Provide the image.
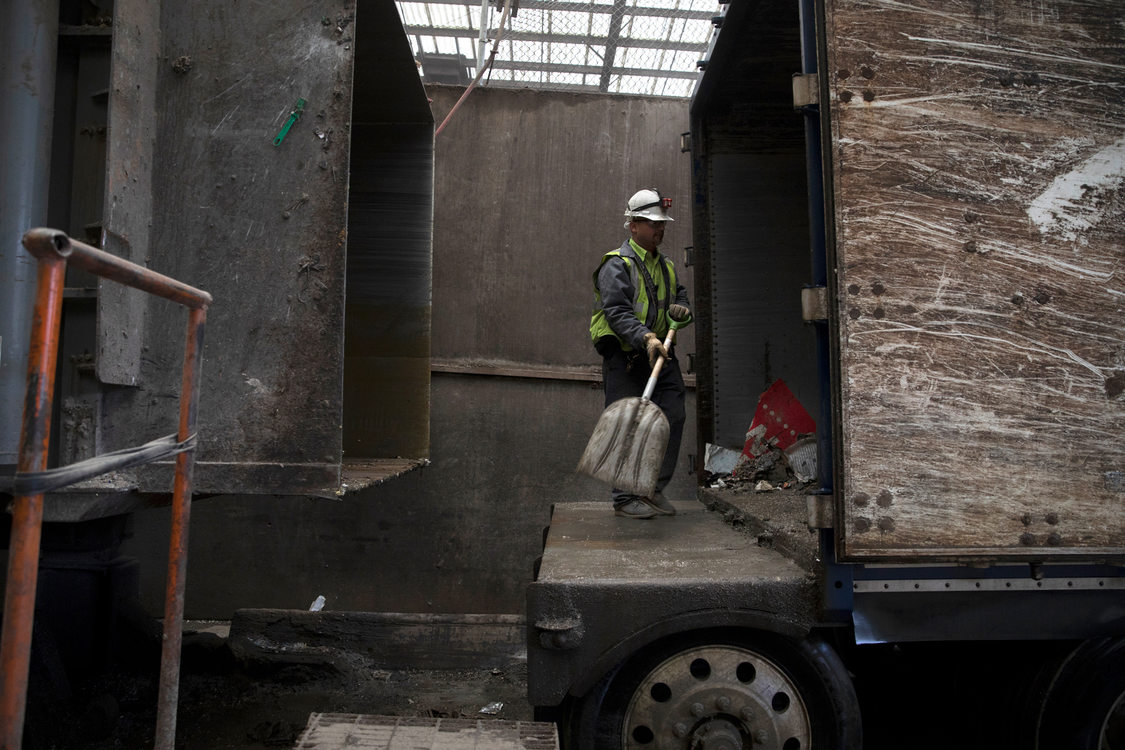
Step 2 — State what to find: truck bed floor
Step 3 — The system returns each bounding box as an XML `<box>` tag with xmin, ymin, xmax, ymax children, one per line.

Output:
<box><xmin>539</xmin><ymin>500</ymin><xmax>810</xmax><ymax>585</ymax></box>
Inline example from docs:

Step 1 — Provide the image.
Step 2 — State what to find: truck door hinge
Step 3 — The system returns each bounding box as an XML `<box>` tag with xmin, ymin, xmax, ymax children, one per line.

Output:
<box><xmin>801</xmin><ymin>286</ymin><xmax>829</xmax><ymax>322</ymax></box>
<box><xmin>792</xmin><ymin>73</ymin><xmax>819</xmax><ymax>109</ymax></box>
<box><xmin>807</xmin><ymin>494</ymin><xmax>833</xmax><ymax>529</ymax></box>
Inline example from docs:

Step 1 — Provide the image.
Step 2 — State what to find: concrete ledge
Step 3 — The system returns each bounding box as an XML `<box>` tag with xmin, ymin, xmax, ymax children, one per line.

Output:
<box><xmin>229</xmin><ymin>610</ymin><xmax>527</xmax><ymax>671</ymax></box>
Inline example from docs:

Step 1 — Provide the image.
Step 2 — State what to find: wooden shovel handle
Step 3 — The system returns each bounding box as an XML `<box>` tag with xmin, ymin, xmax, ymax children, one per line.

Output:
<box><xmin>641</xmin><ymin>328</ymin><xmax>676</xmax><ymax>401</ymax></box>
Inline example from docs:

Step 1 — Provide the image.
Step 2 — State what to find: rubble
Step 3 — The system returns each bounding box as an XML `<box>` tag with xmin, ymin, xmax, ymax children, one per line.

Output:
<box><xmin>706</xmin><ymin>442</ymin><xmax>815</xmax><ymax>494</ymax></box>
<box><xmin>704</xmin><ymin>380</ymin><xmax>819</xmax><ymax>493</ymax></box>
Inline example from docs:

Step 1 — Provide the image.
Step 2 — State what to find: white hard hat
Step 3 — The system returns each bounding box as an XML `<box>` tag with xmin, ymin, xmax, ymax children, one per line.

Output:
<box><xmin>624</xmin><ymin>188</ymin><xmax>674</xmax><ymax>223</ymax></box>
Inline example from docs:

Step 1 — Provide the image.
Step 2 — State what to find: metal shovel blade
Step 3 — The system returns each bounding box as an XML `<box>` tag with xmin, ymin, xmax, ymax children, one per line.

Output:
<box><xmin>577</xmin><ymin>397</ymin><xmax>669</xmax><ymax>497</ymax></box>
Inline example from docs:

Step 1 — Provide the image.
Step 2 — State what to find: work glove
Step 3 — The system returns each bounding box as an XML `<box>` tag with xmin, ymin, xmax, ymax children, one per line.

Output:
<box><xmin>643</xmin><ymin>332</ymin><xmax>668</xmax><ymax>369</ymax></box>
<box><xmin>668</xmin><ymin>303</ymin><xmax>690</xmax><ymax>322</ymax></box>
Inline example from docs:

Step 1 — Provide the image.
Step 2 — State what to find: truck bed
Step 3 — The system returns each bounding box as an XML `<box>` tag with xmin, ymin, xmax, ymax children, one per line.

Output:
<box><xmin>537</xmin><ymin>499</ymin><xmax>811</xmax><ymax>585</ymax></box>
<box><xmin>526</xmin><ymin>500</ymin><xmax>820</xmax><ymax>705</ymax></box>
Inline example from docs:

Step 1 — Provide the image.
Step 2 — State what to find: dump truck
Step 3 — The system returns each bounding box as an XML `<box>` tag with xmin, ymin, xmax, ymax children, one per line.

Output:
<box><xmin>527</xmin><ymin>1</ymin><xmax>1125</xmax><ymax>748</ymax></box>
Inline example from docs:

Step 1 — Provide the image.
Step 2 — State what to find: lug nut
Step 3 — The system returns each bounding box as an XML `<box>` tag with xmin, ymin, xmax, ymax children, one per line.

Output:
<box><xmin>691</xmin><ymin>702</ymin><xmax>706</xmax><ymax>717</ymax></box>
<box><xmin>755</xmin><ymin>729</ymin><xmax>769</xmax><ymax>743</ymax></box>
<box><xmin>673</xmin><ymin>723</ymin><xmax>688</xmax><ymax>738</ymax></box>
<box><xmin>740</xmin><ymin>707</ymin><xmax>755</xmax><ymax>722</ymax></box>
<box><xmin>715</xmin><ymin>696</ymin><xmax>731</xmax><ymax>712</ymax></box>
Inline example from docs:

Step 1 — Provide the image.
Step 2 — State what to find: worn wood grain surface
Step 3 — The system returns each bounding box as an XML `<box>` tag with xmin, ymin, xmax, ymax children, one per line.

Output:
<box><xmin>826</xmin><ymin>0</ymin><xmax>1125</xmax><ymax>558</ymax></box>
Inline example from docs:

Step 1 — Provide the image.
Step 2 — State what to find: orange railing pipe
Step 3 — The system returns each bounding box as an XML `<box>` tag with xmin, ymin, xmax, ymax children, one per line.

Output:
<box><xmin>0</xmin><ymin>246</ymin><xmax>66</xmax><ymax>750</ymax></box>
<box><xmin>154</xmin><ymin>305</ymin><xmax>206</xmax><ymax>750</ymax></box>
<box><xmin>1</xmin><ymin>229</ymin><xmax>211</xmax><ymax>750</ymax></box>
<box><xmin>20</xmin><ymin>228</ymin><xmax>211</xmax><ymax>309</ymax></box>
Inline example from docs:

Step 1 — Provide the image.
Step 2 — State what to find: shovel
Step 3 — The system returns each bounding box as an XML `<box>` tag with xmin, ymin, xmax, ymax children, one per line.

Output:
<box><xmin>577</xmin><ymin>329</ymin><xmax>676</xmax><ymax>497</ymax></box>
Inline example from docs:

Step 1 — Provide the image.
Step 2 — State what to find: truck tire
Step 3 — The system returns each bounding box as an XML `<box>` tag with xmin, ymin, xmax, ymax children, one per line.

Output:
<box><xmin>1035</xmin><ymin>637</ymin><xmax>1125</xmax><ymax>750</ymax></box>
<box><xmin>564</xmin><ymin>629</ymin><xmax>861</xmax><ymax>750</ymax></box>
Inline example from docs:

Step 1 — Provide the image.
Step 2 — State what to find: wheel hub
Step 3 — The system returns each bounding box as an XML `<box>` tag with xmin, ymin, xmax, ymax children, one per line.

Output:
<box><xmin>690</xmin><ymin>717</ymin><xmax>743</xmax><ymax>750</ymax></box>
<box><xmin>622</xmin><ymin>645</ymin><xmax>811</xmax><ymax>750</ymax></box>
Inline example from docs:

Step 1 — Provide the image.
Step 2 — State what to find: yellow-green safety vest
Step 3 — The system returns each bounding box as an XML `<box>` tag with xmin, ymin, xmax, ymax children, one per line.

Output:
<box><xmin>589</xmin><ymin>239</ymin><xmax>687</xmax><ymax>351</ymax></box>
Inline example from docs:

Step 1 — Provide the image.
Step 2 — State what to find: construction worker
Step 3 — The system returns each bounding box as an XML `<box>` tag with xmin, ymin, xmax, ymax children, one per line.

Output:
<box><xmin>589</xmin><ymin>188</ymin><xmax>693</xmax><ymax>519</ymax></box>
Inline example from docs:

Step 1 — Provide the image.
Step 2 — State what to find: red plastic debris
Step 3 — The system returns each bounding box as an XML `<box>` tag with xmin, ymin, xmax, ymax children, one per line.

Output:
<box><xmin>741</xmin><ymin>379</ymin><xmax>816</xmax><ymax>458</ymax></box>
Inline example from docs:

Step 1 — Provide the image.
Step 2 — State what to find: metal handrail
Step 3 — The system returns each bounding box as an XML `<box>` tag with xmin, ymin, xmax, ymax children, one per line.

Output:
<box><xmin>0</xmin><ymin>228</ymin><xmax>212</xmax><ymax>750</ymax></box>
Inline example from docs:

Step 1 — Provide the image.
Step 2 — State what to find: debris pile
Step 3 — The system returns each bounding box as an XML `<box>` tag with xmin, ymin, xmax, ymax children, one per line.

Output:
<box><xmin>705</xmin><ymin>438</ymin><xmax>815</xmax><ymax>493</ymax></box>
<box><xmin>704</xmin><ymin>379</ymin><xmax>818</xmax><ymax>493</ymax></box>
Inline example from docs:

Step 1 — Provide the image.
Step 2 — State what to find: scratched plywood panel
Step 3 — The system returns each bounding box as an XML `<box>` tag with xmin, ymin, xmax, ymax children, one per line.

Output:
<box><xmin>826</xmin><ymin>0</ymin><xmax>1125</xmax><ymax>559</ymax></box>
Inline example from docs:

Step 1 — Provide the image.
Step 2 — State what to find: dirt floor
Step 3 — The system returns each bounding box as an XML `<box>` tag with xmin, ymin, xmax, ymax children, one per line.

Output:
<box><xmin>22</xmin><ymin>624</ymin><xmax>534</xmax><ymax>750</ymax></box>
<box><xmin>19</xmin><ymin>616</ymin><xmax>1070</xmax><ymax>750</ymax></box>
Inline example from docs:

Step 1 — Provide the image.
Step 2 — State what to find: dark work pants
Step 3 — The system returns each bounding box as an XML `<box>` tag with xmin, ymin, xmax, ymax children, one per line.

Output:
<box><xmin>602</xmin><ymin>346</ymin><xmax>686</xmax><ymax>506</ymax></box>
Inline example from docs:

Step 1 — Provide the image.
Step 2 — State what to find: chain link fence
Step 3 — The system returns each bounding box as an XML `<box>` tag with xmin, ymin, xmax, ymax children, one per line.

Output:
<box><xmin>396</xmin><ymin>0</ymin><xmax>718</xmax><ymax>98</ymax></box>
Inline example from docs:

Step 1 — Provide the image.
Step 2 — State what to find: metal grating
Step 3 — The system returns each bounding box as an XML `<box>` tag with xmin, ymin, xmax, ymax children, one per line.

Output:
<box><xmin>395</xmin><ymin>0</ymin><xmax>719</xmax><ymax>97</ymax></box>
<box><xmin>294</xmin><ymin>714</ymin><xmax>560</xmax><ymax>750</ymax></box>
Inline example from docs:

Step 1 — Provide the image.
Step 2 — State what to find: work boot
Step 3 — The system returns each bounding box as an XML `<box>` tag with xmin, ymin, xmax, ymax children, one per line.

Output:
<box><xmin>644</xmin><ymin>492</ymin><xmax>676</xmax><ymax>516</ymax></box>
<box><xmin>614</xmin><ymin>498</ymin><xmax>657</xmax><ymax>519</ymax></box>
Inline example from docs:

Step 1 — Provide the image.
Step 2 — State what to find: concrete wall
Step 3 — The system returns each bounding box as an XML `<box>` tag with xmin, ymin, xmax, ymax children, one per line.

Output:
<box><xmin>123</xmin><ymin>85</ymin><xmax>698</xmax><ymax>617</ymax></box>
<box><xmin>427</xmin><ymin>85</ymin><xmax>695</xmax><ymax>366</ymax></box>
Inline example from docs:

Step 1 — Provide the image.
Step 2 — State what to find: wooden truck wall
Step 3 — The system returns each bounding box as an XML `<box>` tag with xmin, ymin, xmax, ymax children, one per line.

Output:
<box><xmin>825</xmin><ymin>0</ymin><xmax>1124</xmax><ymax>559</ymax></box>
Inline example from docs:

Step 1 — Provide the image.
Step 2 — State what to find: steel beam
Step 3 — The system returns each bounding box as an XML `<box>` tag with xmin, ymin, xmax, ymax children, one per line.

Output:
<box><xmin>404</xmin><ymin>25</ymin><xmax>706</xmax><ymax>52</ymax></box>
<box><xmin>489</xmin><ymin>58</ymin><xmax>699</xmax><ymax>80</ymax></box>
<box><xmin>400</xmin><ymin>0</ymin><xmax>714</xmax><ymax>20</ymax></box>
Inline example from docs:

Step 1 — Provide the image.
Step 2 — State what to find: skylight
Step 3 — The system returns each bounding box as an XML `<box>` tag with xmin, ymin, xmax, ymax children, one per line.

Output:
<box><xmin>396</xmin><ymin>0</ymin><xmax>719</xmax><ymax>98</ymax></box>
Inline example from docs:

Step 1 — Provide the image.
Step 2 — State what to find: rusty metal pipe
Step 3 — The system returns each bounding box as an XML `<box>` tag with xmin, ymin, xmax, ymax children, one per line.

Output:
<box><xmin>3</xmin><ymin>229</ymin><xmax>211</xmax><ymax>750</ymax></box>
<box><xmin>21</xmin><ymin>228</ymin><xmax>212</xmax><ymax>310</ymax></box>
<box><xmin>0</xmin><ymin>250</ymin><xmax>67</xmax><ymax>750</ymax></box>
<box><xmin>153</xmin><ymin>306</ymin><xmax>206</xmax><ymax>750</ymax></box>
